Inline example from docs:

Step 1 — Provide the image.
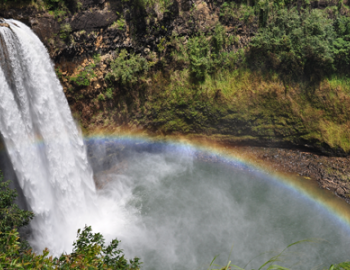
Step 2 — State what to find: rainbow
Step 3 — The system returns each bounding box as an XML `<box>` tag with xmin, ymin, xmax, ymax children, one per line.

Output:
<box><xmin>85</xmin><ymin>132</ymin><xmax>350</xmax><ymax>234</ymax></box>
<box><xmin>1</xmin><ymin>131</ymin><xmax>350</xmax><ymax>232</ymax></box>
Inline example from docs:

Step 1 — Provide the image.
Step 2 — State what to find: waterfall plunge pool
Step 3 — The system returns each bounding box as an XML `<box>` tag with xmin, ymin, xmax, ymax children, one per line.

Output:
<box><xmin>85</xmin><ymin>137</ymin><xmax>350</xmax><ymax>270</ymax></box>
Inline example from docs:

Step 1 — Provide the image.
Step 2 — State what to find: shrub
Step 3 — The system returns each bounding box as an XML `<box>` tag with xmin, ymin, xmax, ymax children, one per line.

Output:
<box><xmin>93</xmin><ymin>54</ymin><xmax>101</xmax><ymax>64</ymax></box>
<box><xmin>219</xmin><ymin>2</ymin><xmax>256</xmax><ymax>24</ymax></box>
<box><xmin>187</xmin><ymin>34</ymin><xmax>211</xmax><ymax>81</ymax></box>
<box><xmin>249</xmin><ymin>8</ymin><xmax>336</xmax><ymax>81</ymax></box>
<box><xmin>211</xmin><ymin>24</ymin><xmax>228</xmax><ymax>56</ymax></box>
<box><xmin>106</xmin><ymin>49</ymin><xmax>149</xmax><ymax>85</ymax></box>
<box><xmin>105</xmin><ymin>88</ymin><xmax>114</xmax><ymax>99</ymax></box>
<box><xmin>0</xmin><ymin>226</ymin><xmax>141</xmax><ymax>269</ymax></box>
<box><xmin>174</xmin><ymin>25</ymin><xmax>239</xmax><ymax>82</ymax></box>
<box><xmin>0</xmin><ymin>174</ymin><xmax>34</xmax><ymax>236</ymax></box>
<box><xmin>332</xmin><ymin>16</ymin><xmax>350</xmax><ymax>71</ymax></box>
<box><xmin>70</xmin><ymin>64</ymin><xmax>96</xmax><ymax>87</ymax></box>
<box><xmin>59</xmin><ymin>23</ymin><xmax>72</xmax><ymax>40</ymax></box>
<box><xmin>98</xmin><ymin>93</ymin><xmax>105</xmax><ymax>101</ymax></box>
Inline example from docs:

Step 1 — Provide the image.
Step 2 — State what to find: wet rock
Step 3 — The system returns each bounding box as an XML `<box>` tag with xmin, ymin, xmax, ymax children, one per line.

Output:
<box><xmin>336</xmin><ymin>187</ymin><xmax>345</xmax><ymax>196</ymax></box>
<box><xmin>30</xmin><ymin>17</ymin><xmax>60</xmax><ymax>45</ymax></box>
<box><xmin>70</xmin><ymin>10</ymin><xmax>117</xmax><ymax>31</ymax></box>
<box><xmin>0</xmin><ymin>23</ymin><xmax>10</xmax><ymax>28</ymax></box>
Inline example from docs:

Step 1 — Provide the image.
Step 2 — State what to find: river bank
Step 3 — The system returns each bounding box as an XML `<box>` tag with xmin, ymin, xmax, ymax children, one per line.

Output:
<box><xmin>236</xmin><ymin>145</ymin><xmax>350</xmax><ymax>204</ymax></box>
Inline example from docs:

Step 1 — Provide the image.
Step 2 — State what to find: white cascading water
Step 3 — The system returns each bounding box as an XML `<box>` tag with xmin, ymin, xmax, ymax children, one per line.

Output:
<box><xmin>0</xmin><ymin>19</ymin><xmax>109</xmax><ymax>255</ymax></box>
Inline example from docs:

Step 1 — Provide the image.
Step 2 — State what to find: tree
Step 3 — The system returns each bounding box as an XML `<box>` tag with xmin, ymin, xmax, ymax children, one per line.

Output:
<box><xmin>0</xmin><ymin>173</ymin><xmax>34</xmax><ymax>236</ymax></box>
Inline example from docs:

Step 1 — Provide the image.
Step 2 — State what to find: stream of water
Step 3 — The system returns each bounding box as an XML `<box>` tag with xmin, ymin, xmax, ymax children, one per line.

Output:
<box><xmin>0</xmin><ymin>19</ymin><xmax>97</xmax><ymax>254</ymax></box>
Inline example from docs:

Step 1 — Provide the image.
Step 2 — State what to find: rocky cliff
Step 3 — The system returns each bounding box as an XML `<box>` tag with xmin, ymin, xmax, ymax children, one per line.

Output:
<box><xmin>1</xmin><ymin>0</ymin><xmax>350</xmax><ymax>158</ymax></box>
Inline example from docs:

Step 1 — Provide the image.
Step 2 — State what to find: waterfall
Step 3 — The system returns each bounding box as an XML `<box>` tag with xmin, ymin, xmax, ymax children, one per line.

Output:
<box><xmin>0</xmin><ymin>19</ymin><xmax>98</xmax><ymax>255</ymax></box>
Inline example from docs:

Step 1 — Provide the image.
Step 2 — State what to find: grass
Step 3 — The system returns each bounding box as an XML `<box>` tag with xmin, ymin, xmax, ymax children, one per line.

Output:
<box><xmin>109</xmin><ymin>19</ymin><xmax>126</xmax><ymax>30</ymax></box>
<box><xmin>327</xmin><ymin>76</ymin><xmax>350</xmax><ymax>95</ymax></box>
<box><xmin>69</xmin><ymin>62</ymin><xmax>96</xmax><ymax>87</ymax></box>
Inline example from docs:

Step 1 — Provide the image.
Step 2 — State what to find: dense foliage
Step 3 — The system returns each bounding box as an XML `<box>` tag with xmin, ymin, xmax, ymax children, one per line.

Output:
<box><xmin>0</xmin><ymin>226</ymin><xmax>140</xmax><ymax>270</ymax></box>
<box><xmin>70</xmin><ymin>63</ymin><xmax>96</xmax><ymax>87</ymax></box>
<box><xmin>106</xmin><ymin>49</ymin><xmax>150</xmax><ymax>85</ymax></box>
<box><xmin>164</xmin><ymin>0</ymin><xmax>350</xmax><ymax>86</ymax></box>
<box><xmin>172</xmin><ymin>25</ymin><xmax>242</xmax><ymax>82</ymax></box>
<box><xmin>249</xmin><ymin>6</ymin><xmax>350</xmax><ymax>84</ymax></box>
<box><xmin>0</xmin><ymin>179</ymin><xmax>33</xmax><ymax>235</ymax></box>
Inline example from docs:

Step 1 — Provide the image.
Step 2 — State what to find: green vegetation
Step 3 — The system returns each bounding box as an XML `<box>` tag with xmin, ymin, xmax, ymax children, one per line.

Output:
<box><xmin>105</xmin><ymin>88</ymin><xmax>114</xmax><ymax>100</ymax></box>
<box><xmin>172</xmin><ymin>25</ymin><xmax>240</xmax><ymax>82</ymax></box>
<box><xmin>163</xmin><ymin>0</ymin><xmax>350</xmax><ymax>88</ymax></box>
<box><xmin>0</xmin><ymin>226</ymin><xmax>141</xmax><ymax>269</ymax></box>
<box><xmin>106</xmin><ymin>66</ymin><xmax>349</xmax><ymax>154</ymax></box>
<box><xmin>70</xmin><ymin>63</ymin><xmax>96</xmax><ymax>87</ymax></box>
<box><xmin>219</xmin><ymin>2</ymin><xmax>255</xmax><ymax>24</ymax></box>
<box><xmin>93</xmin><ymin>54</ymin><xmax>101</xmax><ymax>64</ymax></box>
<box><xmin>0</xmin><ymin>176</ymin><xmax>33</xmax><ymax>244</ymax></box>
<box><xmin>250</xmin><ymin>8</ymin><xmax>346</xmax><ymax>84</ymax></box>
<box><xmin>59</xmin><ymin>23</ymin><xmax>72</xmax><ymax>40</ymax></box>
<box><xmin>140</xmin><ymin>0</ymin><xmax>173</xmax><ymax>14</ymax></box>
<box><xmin>110</xmin><ymin>19</ymin><xmax>126</xmax><ymax>30</ymax></box>
<box><xmin>98</xmin><ymin>93</ymin><xmax>106</xmax><ymax>101</ymax></box>
<box><xmin>55</xmin><ymin>68</ymin><xmax>63</xmax><ymax>80</ymax></box>
<box><xmin>106</xmin><ymin>49</ymin><xmax>149</xmax><ymax>85</ymax></box>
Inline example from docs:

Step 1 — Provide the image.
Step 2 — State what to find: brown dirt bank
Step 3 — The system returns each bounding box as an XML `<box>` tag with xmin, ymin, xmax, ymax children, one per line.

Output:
<box><xmin>236</xmin><ymin>145</ymin><xmax>350</xmax><ymax>204</ymax></box>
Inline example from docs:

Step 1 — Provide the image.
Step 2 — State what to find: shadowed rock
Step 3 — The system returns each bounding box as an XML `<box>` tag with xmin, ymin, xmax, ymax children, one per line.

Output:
<box><xmin>0</xmin><ymin>18</ymin><xmax>10</xmax><ymax>28</ymax></box>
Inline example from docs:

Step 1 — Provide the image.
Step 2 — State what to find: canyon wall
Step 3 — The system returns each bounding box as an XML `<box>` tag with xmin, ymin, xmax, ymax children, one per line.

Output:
<box><xmin>1</xmin><ymin>0</ymin><xmax>350</xmax><ymax>157</ymax></box>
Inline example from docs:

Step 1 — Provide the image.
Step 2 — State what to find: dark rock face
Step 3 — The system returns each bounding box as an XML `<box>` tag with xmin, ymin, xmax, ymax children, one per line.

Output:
<box><xmin>30</xmin><ymin>17</ymin><xmax>60</xmax><ymax>43</ymax></box>
<box><xmin>0</xmin><ymin>0</ymin><xmax>257</xmax><ymax>60</ymax></box>
<box><xmin>70</xmin><ymin>9</ymin><xmax>117</xmax><ymax>31</ymax></box>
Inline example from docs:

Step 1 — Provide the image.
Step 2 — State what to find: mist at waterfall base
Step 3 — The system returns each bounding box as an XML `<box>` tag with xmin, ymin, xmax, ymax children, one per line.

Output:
<box><xmin>86</xmin><ymin>139</ymin><xmax>350</xmax><ymax>270</ymax></box>
<box><xmin>0</xmin><ymin>19</ymin><xmax>350</xmax><ymax>270</ymax></box>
